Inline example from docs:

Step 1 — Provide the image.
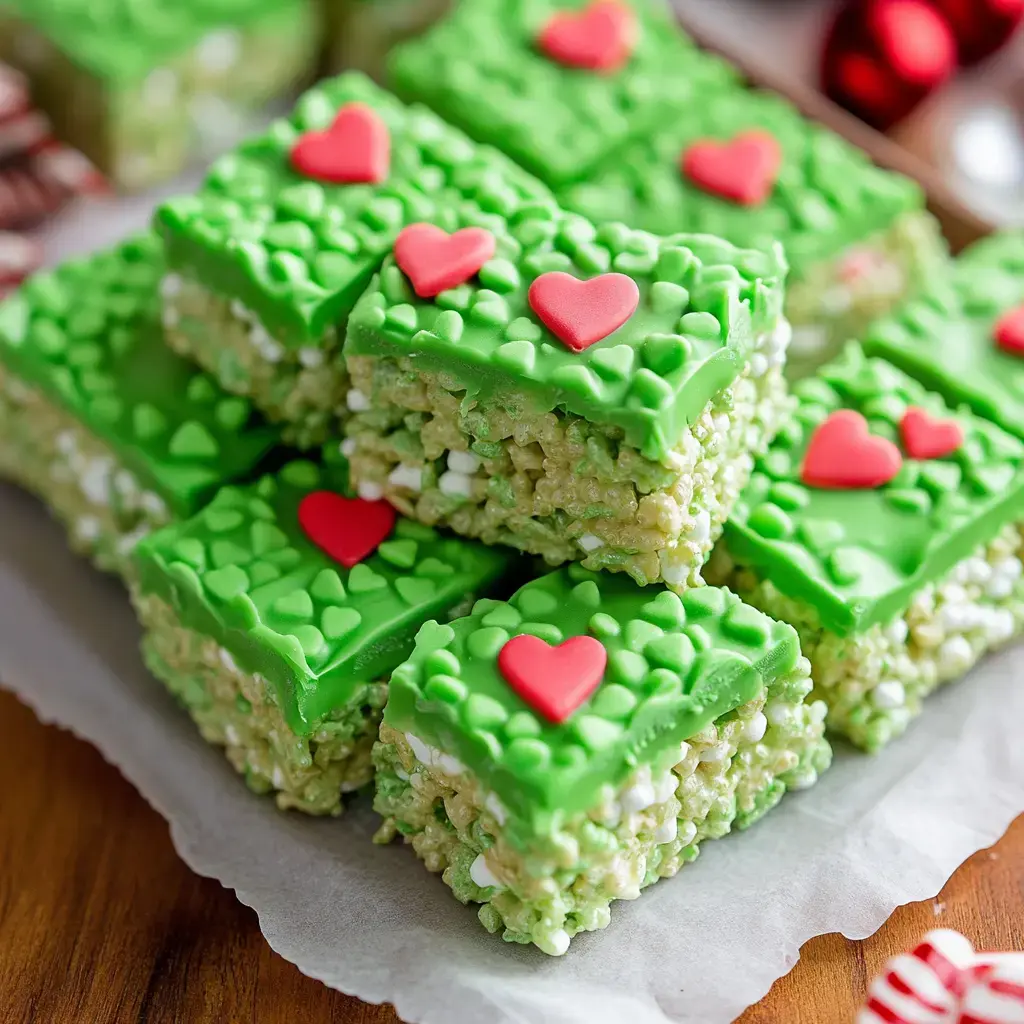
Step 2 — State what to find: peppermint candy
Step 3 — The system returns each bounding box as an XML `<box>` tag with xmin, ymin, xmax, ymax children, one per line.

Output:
<box><xmin>0</xmin><ymin>230</ymin><xmax>43</xmax><ymax>298</ymax></box>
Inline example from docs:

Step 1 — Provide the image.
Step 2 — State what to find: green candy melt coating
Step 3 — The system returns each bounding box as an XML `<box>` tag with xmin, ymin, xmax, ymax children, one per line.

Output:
<box><xmin>345</xmin><ymin>207</ymin><xmax>786</xmax><ymax>463</ymax></box>
<box><xmin>133</xmin><ymin>452</ymin><xmax>517</xmax><ymax>735</ymax></box>
<box><xmin>0</xmin><ymin>233</ymin><xmax>280</xmax><ymax>517</ymax></box>
<box><xmin>724</xmin><ymin>343</ymin><xmax>1024</xmax><ymax>636</ymax></box>
<box><xmin>154</xmin><ymin>71</ymin><xmax>552</xmax><ymax>348</ymax></box>
<box><xmin>561</xmin><ymin>87</ymin><xmax>925</xmax><ymax>280</ymax></box>
<box><xmin>864</xmin><ymin>231</ymin><xmax>1024</xmax><ymax>441</ymax></box>
<box><xmin>384</xmin><ymin>564</ymin><xmax>801</xmax><ymax>845</ymax></box>
<box><xmin>388</xmin><ymin>0</ymin><xmax>739</xmax><ymax>187</ymax></box>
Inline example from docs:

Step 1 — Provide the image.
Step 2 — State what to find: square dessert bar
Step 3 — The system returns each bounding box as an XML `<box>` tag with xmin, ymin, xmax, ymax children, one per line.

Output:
<box><xmin>344</xmin><ymin>207</ymin><xmax>791</xmax><ymax>589</ymax></box>
<box><xmin>132</xmin><ymin>451</ymin><xmax>517</xmax><ymax>815</ymax></box>
<box><xmin>0</xmin><ymin>0</ymin><xmax>318</xmax><ymax>191</ymax></box>
<box><xmin>561</xmin><ymin>87</ymin><xmax>946</xmax><ymax>375</ymax></box>
<box><xmin>708</xmin><ymin>344</ymin><xmax>1024</xmax><ymax>751</ymax></box>
<box><xmin>155</xmin><ymin>71</ymin><xmax>551</xmax><ymax>447</ymax></box>
<box><xmin>373</xmin><ymin>565</ymin><xmax>831</xmax><ymax>954</ymax></box>
<box><xmin>389</xmin><ymin>0</ymin><xmax>738</xmax><ymax>188</ymax></box>
<box><xmin>0</xmin><ymin>233</ymin><xmax>279</xmax><ymax>578</ymax></box>
<box><xmin>864</xmin><ymin>232</ymin><xmax>1024</xmax><ymax>442</ymax></box>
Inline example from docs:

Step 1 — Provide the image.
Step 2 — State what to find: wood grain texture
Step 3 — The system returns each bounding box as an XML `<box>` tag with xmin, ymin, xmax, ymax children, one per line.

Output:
<box><xmin>0</xmin><ymin>687</ymin><xmax>1021</xmax><ymax>1024</ymax></box>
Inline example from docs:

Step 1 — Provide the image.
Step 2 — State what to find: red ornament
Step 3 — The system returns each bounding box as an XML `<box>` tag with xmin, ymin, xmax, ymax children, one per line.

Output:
<box><xmin>290</xmin><ymin>103</ymin><xmax>391</xmax><ymax>185</ymax></box>
<box><xmin>994</xmin><ymin>307</ymin><xmax>1024</xmax><ymax>357</ymax></box>
<box><xmin>681</xmin><ymin>131</ymin><xmax>782</xmax><ymax>207</ymax></box>
<box><xmin>528</xmin><ymin>271</ymin><xmax>639</xmax><ymax>352</ymax></box>
<box><xmin>930</xmin><ymin>0</ymin><xmax>1024</xmax><ymax>66</ymax></box>
<box><xmin>393</xmin><ymin>224</ymin><xmax>496</xmax><ymax>298</ymax></box>
<box><xmin>297</xmin><ymin>491</ymin><xmax>396</xmax><ymax>568</ymax></box>
<box><xmin>900</xmin><ymin>407</ymin><xmax>964</xmax><ymax>460</ymax></box>
<box><xmin>497</xmin><ymin>634</ymin><xmax>607</xmax><ymax>724</ymax></box>
<box><xmin>801</xmin><ymin>410</ymin><xmax>903</xmax><ymax>489</ymax></box>
<box><xmin>536</xmin><ymin>0</ymin><xmax>637</xmax><ymax>73</ymax></box>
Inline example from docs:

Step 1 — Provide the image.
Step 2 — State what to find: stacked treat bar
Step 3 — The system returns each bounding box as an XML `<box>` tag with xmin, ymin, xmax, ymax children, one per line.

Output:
<box><xmin>1</xmin><ymin>0</ymin><xmax>1022</xmax><ymax>957</ymax></box>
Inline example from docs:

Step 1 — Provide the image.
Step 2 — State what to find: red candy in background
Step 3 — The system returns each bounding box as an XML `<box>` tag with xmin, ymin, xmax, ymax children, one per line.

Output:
<box><xmin>931</xmin><ymin>0</ymin><xmax>1024</xmax><ymax>66</ymax></box>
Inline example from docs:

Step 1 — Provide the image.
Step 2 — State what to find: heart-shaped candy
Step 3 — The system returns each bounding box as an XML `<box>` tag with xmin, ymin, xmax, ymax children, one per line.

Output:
<box><xmin>290</xmin><ymin>103</ymin><xmax>390</xmax><ymax>185</ymax></box>
<box><xmin>497</xmin><ymin>634</ymin><xmax>607</xmax><ymax>724</ymax></box>
<box><xmin>537</xmin><ymin>0</ymin><xmax>637</xmax><ymax>72</ymax></box>
<box><xmin>994</xmin><ymin>306</ymin><xmax>1024</xmax><ymax>356</ymax></box>
<box><xmin>681</xmin><ymin>131</ymin><xmax>783</xmax><ymax>207</ymax></box>
<box><xmin>801</xmin><ymin>410</ymin><xmax>903</xmax><ymax>489</ymax></box>
<box><xmin>528</xmin><ymin>271</ymin><xmax>639</xmax><ymax>352</ymax></box>
<box><xmin>298</xmin><ymin>491</ymin><xmax>396</xmax><ymax>568</ymax></box>
<box><xmin>900</xmin><ymin>406</ymin><xmax>963</xmax><ymax>460</ymax></box>
<box><xmin>393</xmin><ymin>224</ymin><xmax>496</xmax><ymax>298</ymax></box>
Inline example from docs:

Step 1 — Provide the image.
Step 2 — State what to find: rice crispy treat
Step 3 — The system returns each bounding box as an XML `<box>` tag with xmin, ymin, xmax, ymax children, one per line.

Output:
<box><xmin>0</xmin><ymin>233</ymin><xmax>280</xmax><ymax>578</ymax></box>
<box><xmin>132</xmin><ymin>451</ymin><xmax>517</xmax><ymax>814</ymax></box>
<box><xmin>864</xmin><ymin>231</ymin><xmax>1024</xmax><ymax>442</ymax></box>
<box><xmin>0</xmin><ymin>0</ymin><xmax>318</xmax><ymax>191</ymax></box>
<box><xmin>707</xmin><ymin>344</ymin><xmax>1024</xmax><ymax>752</ymax></box>
<box><xmin>343</xmin><ymin>207</ymin><xmax>792</xmax><ymax>589</ymax></box>
<box><xmin>155</xmin><ymin>71</ymin><xmax>551</xmax><ymax>448</ymax></box>
<box><xmin>373</xmin><ymin>565</ymin><xmax>831</xmax><ymax>954</ymax></box>
<box><xmin>560</xmin><ymin>87</ymin><xmax>947</xmax><ymax>375</ymax></box>
<box><xmin>388</xmin><ymin>0</ymin><xmax>739</xmax><ymax>188</ymax></box>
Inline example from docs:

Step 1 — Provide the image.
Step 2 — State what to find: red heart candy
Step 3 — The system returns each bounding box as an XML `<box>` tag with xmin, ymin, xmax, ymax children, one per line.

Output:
<box><xmin>290</xmin><ymin>103</ymin><xmax>390</xmax><ymax>185</ymax></box>
<box><xmin>528</xmin><ymin>271</ymin><xmax>639</xmax><ymax>352</ymax></box>
<box><xmin>497</xmin><ymin>634</ymin><xmax>607</xmax><ymax>724</ymax></box>
<box><xmin>298</xmin><ymin>491</ymin><xmax>396</xmax><ymax>568</ymax></box>
<box><xmin>393</xmin><ymin>223</ymin><xmax>496</xmax><ymax>298</ymax></box>
<box><xmin>537</xmin><ymin>0</ymin><xmax>637</xmax><ymax>72</ymax></box>
<box><xmin>801</xmin><ymin>410</ymin><xmax>903</xmax><ymax>489</ymax></box>
<box><xmin>681</xmin><ymin>131</ymin><xmax>783</xmax><ymax>207</ymax></box>
<box><xmin>994</xmin><ymin>306</ymin><xmax>1024</xmax><ymax>356</ymax></box>
<box><xmin>900</xmin><ymin>406</ymin><xmax>963</xmax><ymax>460</ymax></box>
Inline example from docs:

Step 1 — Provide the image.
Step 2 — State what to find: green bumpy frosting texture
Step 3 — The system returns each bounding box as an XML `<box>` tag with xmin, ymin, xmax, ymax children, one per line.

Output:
<box><xmin>385</xmin><ymin>564</ymin><xmax>800</xmax><ymax>843</ymax></box>
<box><xmin>864</xmin><ymin>231</ymin><xmax>1024</xmax><ymax>441</ymax></box>
<box><xmin>560</xmin><ymin>87</ymin><xmax>925</xmax><ymax>279</ymax></box>
<box><xmin>154</xmin><ymin>71</ymin><xmax>552</xmax><ymax>348</ymax></box>
<box><xmin>133</xmin><ymin>452</ymin><xmax>517</xmax><ymax>735</ymax></box>
<box><xmin>725</xmin><ymin>343</ymin><xmax>1024</xmax><ymax>636</ymax></box>
<box><xmin>2</xmin><ymin>0</ymin><xmax>312</xmax><ymax>82</ymax></box>
<box><xmin>345</xmin><ymin>208</ymin><xmax>787</xmax><ymax>462</ymax></box>
<box><xmin>388</xmin><ymin>0</ymin><xmax>739</xmax><ymax>187</ymax></box>
<box><xmin>0</xmin><ymin>233</ymin><xmax>280</xmax><ymax>516</ymax></box>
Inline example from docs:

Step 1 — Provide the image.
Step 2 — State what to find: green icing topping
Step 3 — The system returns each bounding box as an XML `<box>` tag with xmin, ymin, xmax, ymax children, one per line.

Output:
<box><xmin>133</xmin><ymin>451</ymin><xmax>517</xmax><ymax>735</ymax></box>
<box><xmin>388</xmin><ymin>0</ymin><xmax>739</xmax><ymax>187</ymax></box>
<box><xmin>864</xmin><ymin>231</ymin><xmax>1024</xmax><ymax>441</ymax></box>
<box><xmin>154</xmin><ymin>71</ymin><xmax>552</xmax><ymax>347</ymax></box>
<box><xmin>724</xmin><ymin>343</ymin><xmax>1024</xmax><ymax>636</ymax></box>
<box><xmin>346</xmin><ymin>207</ymin><xmax>786</xmax><ymax>462</ymax></box>
<box><xmin>384</xmin><ymin>564</ymin><xmax>799</xmax><ymax>843</ymax></box>
<box><xmin>560</xmin><ymin>87</ymin><xmax>924</xmax><ymax>279</ymax></box>
<box><xmin>3</xmin><ymin>0</ymin><xmax>311</xmax><ymax>83</ymax></box>
<box><xmin>0</xmin><ymin>233</ymin><xmax>280</xmax><ymax>516</ymax></box>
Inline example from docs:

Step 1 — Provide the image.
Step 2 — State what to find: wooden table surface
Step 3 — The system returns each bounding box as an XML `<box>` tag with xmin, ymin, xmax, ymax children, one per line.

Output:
<box><xmin>1</xmin><ymin>687</ymin><xmax>1021</xmax><ymax>1024</ymax></box>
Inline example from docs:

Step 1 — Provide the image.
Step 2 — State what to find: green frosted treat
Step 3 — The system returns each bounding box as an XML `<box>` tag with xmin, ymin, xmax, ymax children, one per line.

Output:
<box><xmin>156</xmin><ymin>71</ymin><xmax>552</xmax><ymax>447</ymax></box>
<box><xmin>132</xmin><ymin>450</ymin><xmax>518</xmax><ymax>814</ymax></box>
<box><xmin>0</xmin><ymin>233</ymin><xmax>280</xmax><ymax>577</ymax></box>
<box><xmin>0</xmin><ymin>0</ymin><xmax>318</xmax><ymax>190</ymax></box>
<box><xmin>344</xmin><ymin>205</ymin><xmax>792</xmax><ymax>588</ymax></box>
<box><xmin>373</xmin><ymin>565</ymin><xmax>830</xmax><ymax>954</ymax></box>
<box><xmin>388</xmin><ymin>0</ymin><xmax>738</xmax><ymax>188</ymax></box>
<box><xmin>708</xmin><ymin>344</ymin><xmax>1024</xmax><ymax>751</ymax></box>
<box><xmin>864</xmin><ymin>232</ymin><xmax>1024</xmax><ymax>442</ymax></box>
<box><xmin>561</xmin><ymin>87</ymin><xmax>946</xmax><ymax>376</ymax></box>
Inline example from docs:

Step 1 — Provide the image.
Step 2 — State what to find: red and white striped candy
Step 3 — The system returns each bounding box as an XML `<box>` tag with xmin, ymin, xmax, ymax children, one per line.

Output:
<box><xmin>0</xmin><ymin>230</ymin><xmax>43</xmax><ymax>298</ymax></box>
<box><xmin>958</xmin><ymin>959</ymin><xmax>1024</xmax><ymax>1024</ymax></box>
<box><xmin>0</xmin><ymin>63</ymin><xmax>29</xmax><ymax>124</ymax></box>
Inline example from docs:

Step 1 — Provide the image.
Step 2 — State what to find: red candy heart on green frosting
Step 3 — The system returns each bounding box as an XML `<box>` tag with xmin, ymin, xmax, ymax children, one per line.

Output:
<box><xmin>537</xmin><ymin>0</ymin><xmax>637</xmax><ymax>72</ymax></box>
<box><xmin>801</xmin><ymin>410</ymin><xmax>903</xmax><ymax>489</ymax></box>
<box><xmin>298</xmin><ymin>491</ymin><xmax>396</xmax><ymax>568</ymax></box>
<box><xmin>900</xmin><ymin>406</ymin><xmax>963</xmax><ymax>460</ymax></box>
<box><xmin>681</xmin><ymin>131</ymin><xmax>783</xmax><ymax>206</ymax></box>
<box><xmin>394</xmin><ymin>224</ymin><xmax>496</xmax><ymax>298</ymax></box>
<box><xmin>994</xmin><ymin>306</ymin><xmax>1024</xmax><ymax>356</ymax></box>
<box><xmin>528</xmin><ymin>271</ymin><xmax>639</xmax><ymax>352</ymax></box>
<box><xmin>290</xmin><ymin>103</ymin><xmax>390</xmax><ymax>185</ymax></box>
<box><xmin>497</xmin><ymin>634</ymin><xmax>607</xmax><ymax>724</ymax></box>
